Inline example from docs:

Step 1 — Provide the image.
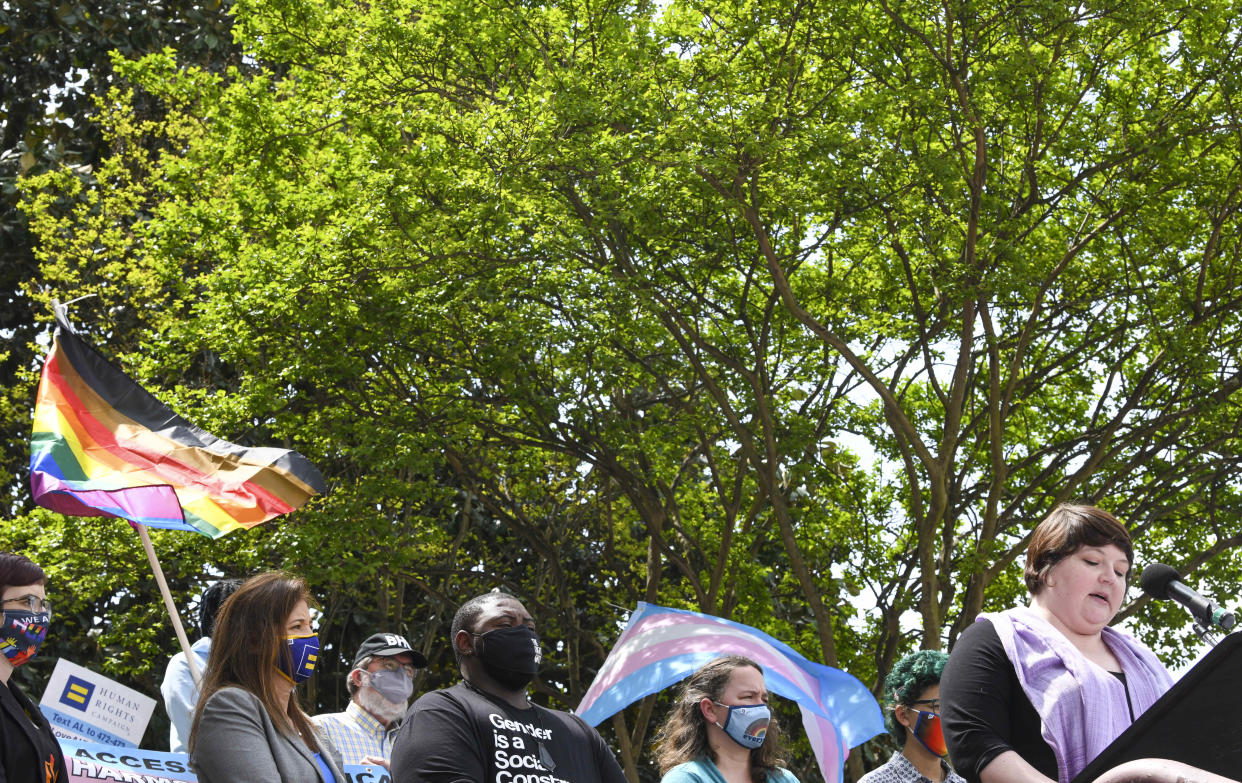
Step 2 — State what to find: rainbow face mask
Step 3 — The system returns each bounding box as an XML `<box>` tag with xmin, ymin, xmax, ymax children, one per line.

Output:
<box><xmin>713</xmin><ymin>702</ymin><xmax>770</xmax><ymax>749</ymax></box>
<box><xmin>912</xmin><ymin>710</ymin><xmax>948</xmax><ymax>758</ymax></box>
<box><xmin>0</xmin><ymin>610</ymin><xmax>50</xmax><ymax>667</ymax></box>
<box><xmin>275</xmin><ymin>633</ymin><xmax>320</xmax><ymax>683</ymax></box>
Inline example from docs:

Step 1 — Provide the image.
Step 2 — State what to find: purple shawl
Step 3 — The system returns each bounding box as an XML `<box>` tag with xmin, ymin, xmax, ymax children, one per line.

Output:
<box><xmin>983</xmin><ymin>607</ymin><xmax>1172</xmax><ymax>783</ymax></box>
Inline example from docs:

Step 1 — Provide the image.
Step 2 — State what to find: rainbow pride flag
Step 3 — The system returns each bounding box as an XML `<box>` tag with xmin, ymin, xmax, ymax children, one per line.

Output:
<box><xmin>576</xmin><ymin>602</ymin><xmax>883</xmax><ymax>783</ymax></box>
<box><xmin>30</xmin><ymin>309</ymin><xmax>326</xmax><ymax>537</ymax></box>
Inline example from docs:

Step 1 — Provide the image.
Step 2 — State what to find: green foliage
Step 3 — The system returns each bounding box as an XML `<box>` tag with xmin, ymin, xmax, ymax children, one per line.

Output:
<box><xmin>10</xmin><ymin>0</ymin><xmax>1242</xmax><ymax>779</ymax></box>
<box><xmin>0</xmin><ymin>0</ymin><xmax>248</xmax><ymax>512</ymax></box>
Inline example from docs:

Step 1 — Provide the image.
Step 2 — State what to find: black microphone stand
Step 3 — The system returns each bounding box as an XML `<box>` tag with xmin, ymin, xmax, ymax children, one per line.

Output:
<box><xmin>1192</xmin><ymin>618</ymin><xmax>1225</xmax><ymax>647</ymax></box>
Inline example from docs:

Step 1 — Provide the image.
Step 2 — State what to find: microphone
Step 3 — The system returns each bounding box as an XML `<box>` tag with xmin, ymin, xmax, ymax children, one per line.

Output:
<box><xmin>1140</xmin><ymin>563</ymin><xmax>1236</xmax><ymax>631</ymax></box>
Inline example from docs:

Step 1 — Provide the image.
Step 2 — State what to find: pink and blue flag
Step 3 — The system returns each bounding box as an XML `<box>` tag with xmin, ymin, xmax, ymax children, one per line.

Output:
<box><xmin>575</xmin><ymin>602</ymin><xmax>883</xmax><ymax>783</ymax></box>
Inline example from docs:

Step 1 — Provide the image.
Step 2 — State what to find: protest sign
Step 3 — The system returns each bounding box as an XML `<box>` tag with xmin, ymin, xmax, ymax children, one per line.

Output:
<box><xmin>41</xmin><ymin>659</ymin><xmax>157</xmax><ymax>747</ymax></box>
<box><xmin>60</xmin><ymin>738</ymin><xmax>392</xmax><ymax>783</ymax></box>
<box><xmin>61</xmin><ymin>740</ymin><xmax>195</xmax><ymax>783</ymax></box>
<box><xmin>342</xmin><ymin>763</ymin><xmax>391</xmax><ymax>783</ymax></box>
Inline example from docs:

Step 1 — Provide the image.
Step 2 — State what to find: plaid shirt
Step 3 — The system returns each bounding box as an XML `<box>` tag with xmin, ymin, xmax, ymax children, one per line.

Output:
<box><xmin>312</xmin><ymin>701</ymin><xmax>399</xmax><ymax>766</ymax></box>
<box><xmin>857</xmin><ymin>751</ymin><xmax>967</xmax><ymax>783</ymax></box>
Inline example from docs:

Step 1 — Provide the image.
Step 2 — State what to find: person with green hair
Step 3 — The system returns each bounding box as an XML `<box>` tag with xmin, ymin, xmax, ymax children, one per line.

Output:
<box><xmin>859</xmin><ymin>650</ymin><xmax>965</xmax><ymax>783</ymax></box>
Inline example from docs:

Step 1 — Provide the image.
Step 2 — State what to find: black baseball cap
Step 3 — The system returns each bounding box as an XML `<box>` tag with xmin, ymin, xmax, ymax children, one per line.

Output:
<box><xmin>353</xmin><ymin>632</ymin><xmax>428</xmax><ymax>668</ymax></box>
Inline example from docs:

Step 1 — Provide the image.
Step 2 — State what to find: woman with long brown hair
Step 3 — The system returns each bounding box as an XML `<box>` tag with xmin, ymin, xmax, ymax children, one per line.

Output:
<box><xmin>655</xmin><ymin>655</ymin><xmax>799</xmax><ymax>783</ymax></box>
<box><xmin>189</xmin><ymin>571</ymin><xmax>344</xmax><ymax>782</ymax></box>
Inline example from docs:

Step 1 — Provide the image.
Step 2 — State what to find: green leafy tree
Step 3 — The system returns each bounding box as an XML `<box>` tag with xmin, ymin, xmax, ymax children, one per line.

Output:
<box><xmin>14</xmin><ymin>0</ymin><xmax>1242</xmax><ymax>778</ymax></box>
<box><xmin>0</xmin><ymin>0</ymin><xmax>246</xmax><ymax>513</ymax></box>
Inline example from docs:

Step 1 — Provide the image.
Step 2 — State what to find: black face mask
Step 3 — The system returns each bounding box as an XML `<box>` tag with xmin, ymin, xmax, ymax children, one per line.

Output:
<box><xmin>473</xmin><ymin>625</ymin><xmax>542</xmax><ymax>689</ymax></box>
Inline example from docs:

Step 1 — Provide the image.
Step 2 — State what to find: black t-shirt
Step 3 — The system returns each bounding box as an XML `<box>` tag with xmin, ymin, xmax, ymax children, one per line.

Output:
<box><xmin>940</xmin><ymin>619</ymin><xmax>1058</xmax><ymax>783</ymax></box>
<box><xmin>0</xmin><ymin>678</ymin><xmax>69</xmax><ymax>783</ymax></box>
<box><xmin>390</xmin><ymin>682</ymin><xmax>628</xmax><ymax>783</ymax></box>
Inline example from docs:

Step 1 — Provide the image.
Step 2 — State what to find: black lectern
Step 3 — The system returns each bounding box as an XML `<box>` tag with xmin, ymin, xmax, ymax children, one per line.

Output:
<box><xmin>1073</xmin><ymin>632</ymin><xmax>1242</xmax><ymax>781</ymax></box>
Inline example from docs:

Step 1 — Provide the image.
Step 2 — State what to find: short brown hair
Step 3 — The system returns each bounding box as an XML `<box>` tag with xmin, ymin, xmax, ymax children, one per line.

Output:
<box><xmin>0</xmin><ymin>553</ymin><xmax>45</xmax><ymax>595</ymax></box>
<box><xmin>1024</xmin><ymin>504</ymin><xmax>1133</xmax><ymax>594</ymax></box>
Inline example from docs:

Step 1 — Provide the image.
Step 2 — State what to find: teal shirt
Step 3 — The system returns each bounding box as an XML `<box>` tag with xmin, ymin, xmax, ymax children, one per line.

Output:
<box><xmin>661</xmin><ymin>757</ymin><xmax>800</xmax><ymax>783</ymax></box>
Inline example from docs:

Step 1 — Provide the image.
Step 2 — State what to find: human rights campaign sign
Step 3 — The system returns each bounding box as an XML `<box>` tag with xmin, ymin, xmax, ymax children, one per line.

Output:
<box><xmin>40</xmin><ymin>659</ymin><xmax>156</xmax><ymax>747</ymax></box>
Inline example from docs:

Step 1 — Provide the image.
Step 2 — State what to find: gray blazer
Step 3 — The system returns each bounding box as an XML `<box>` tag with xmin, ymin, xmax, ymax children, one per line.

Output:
<box><xmin>191</xmin><ymin>686</ymin><xmax>346</xmax><ymax>783</ymax></box>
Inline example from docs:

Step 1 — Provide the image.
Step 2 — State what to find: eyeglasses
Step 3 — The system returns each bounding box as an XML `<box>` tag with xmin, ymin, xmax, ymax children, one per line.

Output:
<box><xmin>374</xmin><ymin>658</ymin><xmax>417</xmax><ymax>679</ymax></box>
<box><xmin>908</xmin><ymin>698</ymin><xmax>940</xmax><ymax>713</ymax></box>
<box><xmin>2</xmin><ymin>594</ymin><xmax>52</xmax><ymax>616</ymax></box>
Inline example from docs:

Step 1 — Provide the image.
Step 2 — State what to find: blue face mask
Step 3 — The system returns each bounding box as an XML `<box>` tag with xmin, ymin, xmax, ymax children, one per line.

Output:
<box><xmin>713</xmin><ymin>702</ymin><xmax>771</xmax><ymax>749</ymax></box>
<box><xmin>276</xmin><ymin>633</ymin><xmax>320</xmax><ymax>683</ymax></box>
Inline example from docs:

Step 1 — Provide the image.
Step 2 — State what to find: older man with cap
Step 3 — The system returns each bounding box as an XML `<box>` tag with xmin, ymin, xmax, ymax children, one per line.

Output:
<box><xmin>314</xmin><ymin>632</ymin><xmax>427</xmax><ymax>768</ymax></box>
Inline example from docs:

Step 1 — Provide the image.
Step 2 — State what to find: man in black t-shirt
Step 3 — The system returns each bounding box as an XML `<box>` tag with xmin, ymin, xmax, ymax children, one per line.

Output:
<box><xmin>390</xmin><ymin>592</ymin><xmax>627</xmax><ymax>783</ymax></box>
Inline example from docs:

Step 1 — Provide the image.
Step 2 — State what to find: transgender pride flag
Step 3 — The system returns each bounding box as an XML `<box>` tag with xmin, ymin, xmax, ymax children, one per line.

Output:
<box><xmin>576</xmin><ymin>603</ymin><xmax>883</xmax><ymax>783</ymax></box>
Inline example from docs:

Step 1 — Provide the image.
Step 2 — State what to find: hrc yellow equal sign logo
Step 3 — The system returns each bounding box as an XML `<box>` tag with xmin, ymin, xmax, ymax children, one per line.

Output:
<box><xmin>61</xmin><ymin>675</ymin><xmax>95</xmax><ymax>712</ymax></box>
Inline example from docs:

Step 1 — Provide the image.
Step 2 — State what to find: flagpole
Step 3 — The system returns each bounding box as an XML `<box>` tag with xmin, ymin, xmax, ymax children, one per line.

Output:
<box><xmin>33</xmin><ymin>303</ymin><xmax>322</xmax><ymax>691</ymax></box>
<box><xmin>135</xmin><ymin>523</ymin><xmax>202</xmax><ymax>685</ymax></box>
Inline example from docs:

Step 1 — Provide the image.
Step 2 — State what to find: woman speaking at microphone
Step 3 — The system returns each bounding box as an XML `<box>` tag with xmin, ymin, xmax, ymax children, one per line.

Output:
<box><xmin>0</xmin><ymin>552</ymin><xmax>67</xmax><ymax>783</ymax></box>
<box><xmin>655</xmin><ymin>655</ymin><xmax>799</xmax><ymax>783</ymax></box>
<box><xmin>940</xmin><ymin>505</ymin><xmax>1172</xmax><ymax>783</ymax></box>
<box><xmin>189</xmin><ymin>571</ymin><xmax>345</xmax><ymax>782</ymax></box>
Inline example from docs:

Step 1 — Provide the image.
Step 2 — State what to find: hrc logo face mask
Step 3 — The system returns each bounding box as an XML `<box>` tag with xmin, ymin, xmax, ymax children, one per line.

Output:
<box><xmin>0</xmin><ymin>610</ymin><xmax>51</xmax><ymax>667</ymax></box>
<box><xmin>275</xmin><ymin>633</ymin><xmax>320</xmax><ymax>684</ymax></box>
